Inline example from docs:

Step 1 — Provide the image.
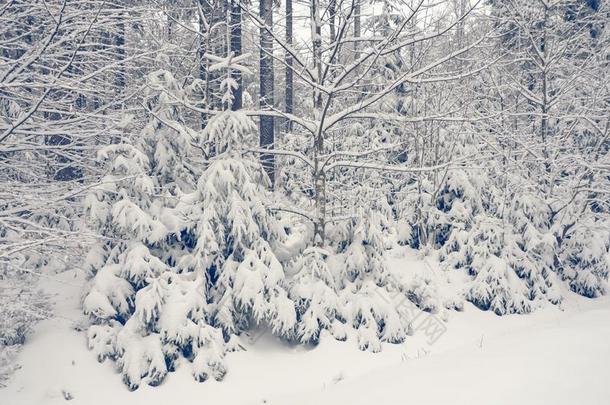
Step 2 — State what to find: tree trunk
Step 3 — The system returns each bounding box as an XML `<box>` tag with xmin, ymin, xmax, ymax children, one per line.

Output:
<box><xmin>329</xmin><ymin>0</ymin><xmax>336</xmax><ymax>42</ymax></box>
<box><xmin>231</xmin><ymin>0</ymin><xmax>242</xmax><ymax>111</ymax></box>
<box><xmin>259</xmin><ymin>0</ymin><xmax>275</xmax><ymax>185</ymax></box>
<box><xmin>198</xmin><ymin>0</ymin><xmax>209</xmax><ymax>128</ymax></box>
<box><xmin>311</xmin><ymin>0</ymin><xmax>326</xmax><ymax>245</ymax></box>
<box><xmin>285</xmin><ymin>0</ymin><xmax>293</xmax><ymax>131</ymax></box>
<box><xmin>114</xmin><ymin>8</ymin><xmax>126</xmax><ymax>97</ymax></box>
<box><xmin>354</xmin><ymin>0</ymin><xmax>360</xmax><ymax>58</ymax></box>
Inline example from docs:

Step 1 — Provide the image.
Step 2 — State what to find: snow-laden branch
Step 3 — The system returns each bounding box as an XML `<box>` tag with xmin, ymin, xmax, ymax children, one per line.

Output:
<box><xmin>0</xmin><ymin>0</ymin><xmax>107</xmax><ymax>145</ymax></box>
<box><xmin>325</xmin><ymin>160</ymin><xmax>457</xmax><ymax>174</ymax></box>
<box><xmin>246</xmin><ymin>148</ymin><xmax>315</xmax><ymax>169</ymax></box>
<box><xmin>323</xmin><ymin>34</ymin><xmax>488</xmax><ymax>132</ymax></box>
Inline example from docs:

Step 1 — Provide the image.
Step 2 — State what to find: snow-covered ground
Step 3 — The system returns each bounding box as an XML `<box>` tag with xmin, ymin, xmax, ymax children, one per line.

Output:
<box><xmin>3</xmin><ymin>255</ymin><xmax>610</xmax><ymax>405</ymax></box>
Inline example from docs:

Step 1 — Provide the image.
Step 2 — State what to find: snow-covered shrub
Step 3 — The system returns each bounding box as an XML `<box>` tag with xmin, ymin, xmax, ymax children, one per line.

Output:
<box><xmin>83</xmin><ymin>68</ymin><xmax>231</xmax><ymax>389</ymax></box>
<box><xmin>0</xmin><ymin>267</ymin><xmax>51</xmax><ymax>388</ymax></box>
<box><xmin>466</xmin><ymin>249</ymin><xmax>532</xmax><ymax>316</ymax></box>
<box><xmin>0</xmin><ymin>344</ymin><xmax>20</xmax><ymax>388</ymax></box>
<box><xmin>289</xmin><ymin>247</ymin><xmax>341</xmax><ymax>343</ymax></box>
<box><xmin>0</xmin><ymin>292</ymin><xmax>49</xmax><ymax>346</ymax></box>
<box><xmin>337</xmin><ymin>280</ymin><xmax>407</xmax><ymax>351</ymax></box>
<box><xmin>0</xmin><ymin>273</ymin><xmax>50</xmax><ymax>346</ymax></box>
<box><xmin>558</xmin><ymin>215</ymin><xmax>610</xmax><ymax>298</ymax></box>
<box><xmin>178</xmin><ymin>156</ymin><xmax>296</xmax><ymax>337</ymax></box>
<box><xmin>288</xmin><ymin>203</ymin><xmax>408</xmax><ymax>350</ymax></box>
<box><xmin>82</xmin><ymin>139</ymin><xmax>204</xmax><ymax>389</ymax></box>
<box><xmin>342</xmin><ymin>207</ymin><xmax>391</xmax><ymax>286</ymax></box>
<box><xmin>83</xmin><ymin>64</ymin><xmax>298</xmax><ymax>388</ymax></box>
<box><xmin>441</xmin><ymin>208</ymin><xmax>560</xmax><ymax>315</ymax></box>
<box><xmin>176</xmin><ymin>109</ymin><xmax>296</xmax><ymax>338</ymax></box>
<box><xmin>337</xmin><ymin>205</ymin><xmax>408</xmax><ymax>349</ymax></box>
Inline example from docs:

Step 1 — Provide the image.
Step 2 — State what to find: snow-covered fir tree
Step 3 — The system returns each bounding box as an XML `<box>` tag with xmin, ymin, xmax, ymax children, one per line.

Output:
<box><xmin>82</xmin><ymin>50</ymin><xmax>303</xmax><ymax>388</ymax></box>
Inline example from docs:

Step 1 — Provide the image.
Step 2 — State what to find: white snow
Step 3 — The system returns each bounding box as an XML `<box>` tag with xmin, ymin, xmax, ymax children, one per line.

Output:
<box><xmin>3</xmin><ymin>254</ymin><xmax>610</xmax><ymax>405</ymax></box>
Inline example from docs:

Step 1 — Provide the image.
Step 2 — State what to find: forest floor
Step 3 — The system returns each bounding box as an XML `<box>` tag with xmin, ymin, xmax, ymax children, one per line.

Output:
<box><xmin>2</xmin><ymin>250</ymin><xmax>610</xmax><ymax>405</ymax></box>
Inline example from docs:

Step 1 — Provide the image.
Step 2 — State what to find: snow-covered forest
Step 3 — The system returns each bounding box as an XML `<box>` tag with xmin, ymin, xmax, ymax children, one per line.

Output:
<box><xmin>1</xmin><ymin>0</ymin><xmax>609</xmax><ymax>403</ymax></box>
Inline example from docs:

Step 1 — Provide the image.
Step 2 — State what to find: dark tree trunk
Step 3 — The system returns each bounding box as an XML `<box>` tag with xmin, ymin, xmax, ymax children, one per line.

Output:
<box><xmin>198</xmin><ymin>0</ymin><xmax>208</xmax><ymax>128</ymax></box>
<box><xmin>329</xmin><ymin>0</ymin><xmax>336</xmax><ymax>42</ymax></box>
<box><xmin>114</xmin><ymin>8</ymin><xmax>126</xmax><ymax>96</ymax></box>
<box><xmin>230</xmin><ymin>0</ymin><xmax>242</xmax><ymax>111</ymax></box>
<box><xmin>354</xmin><ymin>0</ymin><xmax>360</xmax><ymax>58</ymax></box>
<box><xmin>259</xmin><ymin>0</ymin><xmax>275</xmax><ymax>185</ymax></box>
<box><xmin>285</xmin><ymin>0</ymin><xmax>293</xmax><ymax>131</ymax></box>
